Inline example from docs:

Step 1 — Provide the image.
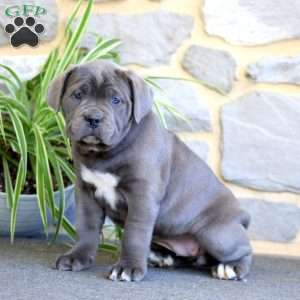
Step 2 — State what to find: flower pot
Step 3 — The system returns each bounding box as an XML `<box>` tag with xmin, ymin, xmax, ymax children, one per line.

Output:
<box><xmin>0</xmin><ymin>185</ymin><xmax>75</xmax><ymax>237</ymax></box>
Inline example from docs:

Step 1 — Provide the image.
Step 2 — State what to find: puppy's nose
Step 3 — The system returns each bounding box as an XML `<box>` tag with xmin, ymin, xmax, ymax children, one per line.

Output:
<box><xmin>84</xmin><ymin>112</ymin><xmax>102</xmax><ymax>129</ymax></box>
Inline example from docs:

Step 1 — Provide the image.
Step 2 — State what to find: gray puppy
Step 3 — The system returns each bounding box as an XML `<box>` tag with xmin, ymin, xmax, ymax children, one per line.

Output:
<box><xmin>47</xmin><ymin>60</ymin><xmax>252</xmax><ymax>282</ymax></box>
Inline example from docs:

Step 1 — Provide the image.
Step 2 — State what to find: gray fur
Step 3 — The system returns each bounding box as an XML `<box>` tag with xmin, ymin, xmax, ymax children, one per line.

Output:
<box><xmin>47</xmin><ymin>60</ymin><xmax>252</xmax><ymax>282</ymax></box>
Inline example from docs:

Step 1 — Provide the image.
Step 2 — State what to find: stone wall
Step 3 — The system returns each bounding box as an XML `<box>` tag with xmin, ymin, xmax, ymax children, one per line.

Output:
<box><xmin>0</xmin><ymin>0</ymin><xmax>299</xmax><ymax>256</ymax></box>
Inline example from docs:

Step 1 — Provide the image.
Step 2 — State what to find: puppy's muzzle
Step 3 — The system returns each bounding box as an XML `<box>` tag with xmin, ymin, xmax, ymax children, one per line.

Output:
<box><xmin>84</xmin><ymin>111</ymin><xmax>103</xmax><ymax>129</ymax></box>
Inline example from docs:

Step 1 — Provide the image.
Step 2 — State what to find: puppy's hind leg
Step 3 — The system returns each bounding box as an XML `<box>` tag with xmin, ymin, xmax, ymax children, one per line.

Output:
<box><xmin>196</xmin><ymin>222</ymin><xmax>252</xmax><ymax>281</ymax></box>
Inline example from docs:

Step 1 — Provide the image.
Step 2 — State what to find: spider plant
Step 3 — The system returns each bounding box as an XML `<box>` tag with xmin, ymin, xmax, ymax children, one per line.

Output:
<box><xmin>0</xmin><ymin>0</ymin><xmax>188</xmax><ymax>253</ymax></box>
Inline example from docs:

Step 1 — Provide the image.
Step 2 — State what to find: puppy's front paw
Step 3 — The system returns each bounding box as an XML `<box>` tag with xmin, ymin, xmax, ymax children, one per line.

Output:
<box><xmin>56</xmin><ymin>252</ymin><xmax>94</xmax><ymax>272</ymax></box>
<box><xmin>108</xmin><ymin>262</ymin><xmax>146</xmax><ymax>282</ymax></box>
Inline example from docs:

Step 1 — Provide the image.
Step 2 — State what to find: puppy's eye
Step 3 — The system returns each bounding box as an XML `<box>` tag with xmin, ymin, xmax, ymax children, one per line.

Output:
<box><xmin>72</xmin><ymin>91</ymin><xmax>83</xmax><ymax>101</ymax></box>
<box><xmin>111</xmin><ymin>96</ymin><xmax>121</xmax><ymax>105</ymax></box>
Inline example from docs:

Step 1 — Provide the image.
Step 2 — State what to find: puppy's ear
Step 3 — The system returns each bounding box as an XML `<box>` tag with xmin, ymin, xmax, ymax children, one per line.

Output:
<box><xmin>47</xmin><ymin>69</ymin><xmax>73</xmax><ymax>111</ymax></box>
<box><xmin>126</xmin><ymin>70</ymin><xmax>154</xmax><ymax>124</ymax></box>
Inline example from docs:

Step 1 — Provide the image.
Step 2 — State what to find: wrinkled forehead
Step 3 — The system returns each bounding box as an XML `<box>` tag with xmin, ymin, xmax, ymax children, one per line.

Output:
<box><xmin>66</xmin><ymin>62</ymin><xmax>130</xmax><ymax>97</ymax></box>
<box><xmin>66</xmin><ymin>65</ymin><xmax>113</xmax><ymax>88</ymax></box>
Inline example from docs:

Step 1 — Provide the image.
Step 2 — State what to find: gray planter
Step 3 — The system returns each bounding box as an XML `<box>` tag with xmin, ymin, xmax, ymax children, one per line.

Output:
<box><xmin>0</xmin><ymin>185</ymin><xmax>75</xmax><ymax>236</ymax></box>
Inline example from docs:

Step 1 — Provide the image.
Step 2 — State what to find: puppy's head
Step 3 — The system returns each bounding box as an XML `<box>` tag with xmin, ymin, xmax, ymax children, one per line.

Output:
<box><xmin>47</xmin><ymin>60</ymin><xmax>153</xmax><ymax>153</ymax></box>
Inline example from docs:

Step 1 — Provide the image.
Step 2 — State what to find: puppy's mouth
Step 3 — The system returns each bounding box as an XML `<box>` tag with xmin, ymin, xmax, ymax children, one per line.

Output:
<box><xmin>81</xmin><ymin>136</ymin><xmax>102</xmax><ymax>145</ymax></box>
<box><xmin>77</xmin><ymin>135</ymin><xmax>111</xmax><ymax>152</ymax></box>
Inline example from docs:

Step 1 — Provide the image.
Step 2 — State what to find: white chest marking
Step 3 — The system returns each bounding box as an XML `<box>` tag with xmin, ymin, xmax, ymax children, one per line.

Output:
<box><xmin>81</xmin><ymin>166</ymin><xmax>120</xmax><ymax>210</ymax></box>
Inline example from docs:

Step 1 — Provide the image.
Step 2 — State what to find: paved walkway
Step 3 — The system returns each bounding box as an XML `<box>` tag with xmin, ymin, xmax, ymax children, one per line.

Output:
<box><xmin>0</xmin><ymin>238</ymin><xmax>299</xmax><ymax>300</ymax></box>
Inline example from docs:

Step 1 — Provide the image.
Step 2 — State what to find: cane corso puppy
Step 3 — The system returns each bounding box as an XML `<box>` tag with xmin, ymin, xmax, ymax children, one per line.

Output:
<box><xmin>47</xmin><ymin>60</ymin><xmax>252</xmax><ymax>282</ymax></box>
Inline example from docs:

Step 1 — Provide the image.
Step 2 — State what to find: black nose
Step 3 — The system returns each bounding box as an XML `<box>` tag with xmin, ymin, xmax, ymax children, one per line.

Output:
<box><xmin>84</xmin><ymin>113</ymin><xmax>102</xmax><ymax>129</ymax></box>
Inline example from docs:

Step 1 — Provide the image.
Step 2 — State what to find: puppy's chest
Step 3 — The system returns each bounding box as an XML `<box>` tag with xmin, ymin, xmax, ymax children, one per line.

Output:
<box><xmin>81</xmin><ymin>166</ymin><xmax>125</xmax><ymax>211</ymax></box>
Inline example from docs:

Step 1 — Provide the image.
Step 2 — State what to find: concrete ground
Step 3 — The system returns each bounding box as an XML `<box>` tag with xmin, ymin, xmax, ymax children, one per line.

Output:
<box><xmin>0</xmin><ymin>238</ymin><xmax>299</xmax><ymax>300</ymax></box>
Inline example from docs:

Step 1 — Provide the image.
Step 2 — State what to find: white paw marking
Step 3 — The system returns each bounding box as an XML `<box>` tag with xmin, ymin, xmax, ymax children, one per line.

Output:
<box><xmin>81</xmin><ymin>165</ymin><xmax>120</xmax><ymax>210</ymax></box>
<box><xmin>120</xmin><ymin>271</ymin><xmax>131</xmax><ymax>282</ymax></box>
<box><xmin>109</xmin><ymin>268</ymin><xmax>119</xmax><ymax>281</ymax></box>
<box><xmin>225</xmin><ymin>265</ymin><xmax>237</xmax><ymax>279</ymax></box>
<box><xmin>212</xmin><ymin>264</ymin><xmax>237</xmax><ymax>280</ymax></box>
<box><xmin>163</xmin><ymin>256</ymin><xmax>175</xmax><ymax>267</ymax></box>
<box><xmin>148</xmin><ymin>251</ymin><xmax>174</xmax><ymax>268</ymax></box>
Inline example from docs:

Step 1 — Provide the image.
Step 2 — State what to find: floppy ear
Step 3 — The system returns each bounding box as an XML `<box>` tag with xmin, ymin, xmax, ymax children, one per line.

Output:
<box><xmin>126</xmin><ymin>71</ymin><xmax>154</xmax><ymax>123</ymax></box>
<box><xmin>47</xmin><ymin>69</ymin><xmax>73</xmax><ymax>111</ymax></box>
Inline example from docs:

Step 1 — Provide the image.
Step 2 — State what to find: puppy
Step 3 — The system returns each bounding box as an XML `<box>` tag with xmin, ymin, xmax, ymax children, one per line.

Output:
<box><xmin>47</xmin><ymin>60</ymin><xmax>252</xmax><ymax>282</ymax></box>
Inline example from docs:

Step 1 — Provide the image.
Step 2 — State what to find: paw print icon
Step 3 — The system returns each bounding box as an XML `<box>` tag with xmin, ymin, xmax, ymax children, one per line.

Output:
<box><xmin>4</xmin><ymin>16</ymin><xmax>45</xmax><ymax>47</ymax></box>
